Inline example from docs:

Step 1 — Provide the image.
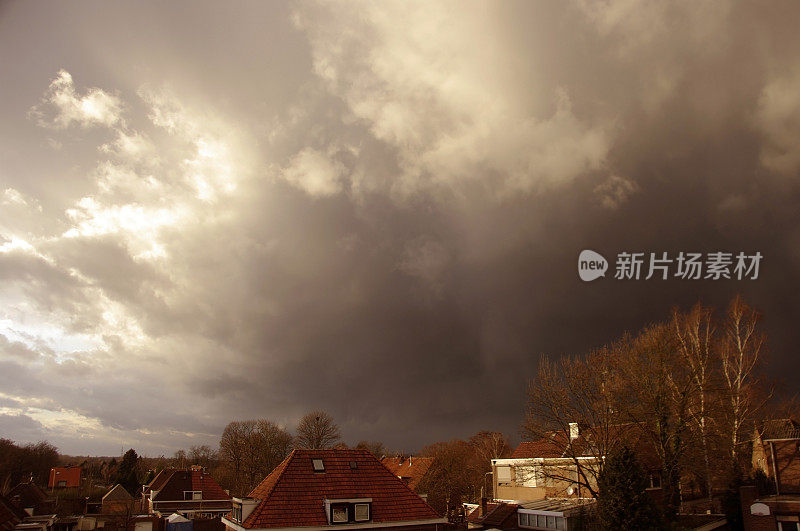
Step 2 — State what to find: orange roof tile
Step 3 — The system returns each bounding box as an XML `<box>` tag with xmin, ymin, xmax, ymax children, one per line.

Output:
<box><xmin>242</xmin><ymin>449</ymin><xmax>441</xmax><ymax>529</ymax></box>
<box><xmin>379</xmin><ymin>457</ymin><xmax>433</xmax><ymax>491</ymax></box>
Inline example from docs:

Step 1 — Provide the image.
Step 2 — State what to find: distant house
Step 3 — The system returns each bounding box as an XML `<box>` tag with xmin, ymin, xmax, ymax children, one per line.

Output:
<box><xmin>740</xmin><ymin>484</ymin><xmax>800</xmax><ymax>531</ymax></box>
<box><xmin>222</xmin><ymin>449</ymin><xmax>446</xmax><ymax>531</ymax></box>
<box><xmin>0</xmin><ymin>495</ymin><xmax>26</xmax><ymax>531</ymax></box>
<box><xmin>492</xmin><ymin>423</ymin><xmax>661</xmax><ymax>503</ymax></box>
<box><xmin>380</xmin><ymin>456</ymin><xmax>433</xmax><ymax>494</ymax></box>
<box><xmin>752</xmin><ymin>418</ymin><xmax>800</xmax><ymax>494</ymax></box>
<box><xmin>13</xmin><ymin>514</ymin><xmax>56</xmax><ymax>531</ymax></box>
<box><xmin>492</xmin><ymin>423</ymin><xmax>597</xmax><ymax>502</ymax></box>
<box><xmin>101</xmin><ymin>485</ymin><xmax>134</xmax><ymax>515</ymax></box>
<box><xmin>468</xmin><ymin>501</ymin><xmax>519</xmax><ymax>530</ymax></box>
<box><xmin>466</xmin><ymin>499</ymin><xmax>596</xmax><ymax>531</ymax></box>
<box><xmin>48</xmin><ymin>468</ymin><xmax>81</xmax><ymax>489</ymax></box>
<box><xmin>142</xmin><ymin>468</ymin><xmax>231</xmax><ymax>518</ymax></box>
<box><xmin>7</xmin><ymin>483</ymin><xmax>55</xmax><ymax>517</ymax></box>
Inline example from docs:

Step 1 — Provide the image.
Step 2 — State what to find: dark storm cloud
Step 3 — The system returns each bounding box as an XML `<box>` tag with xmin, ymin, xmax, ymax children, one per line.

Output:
<box><xmin>0</xmin><ymin>0</ymin><xmax>799</xmax><ymax>455</ymax></box>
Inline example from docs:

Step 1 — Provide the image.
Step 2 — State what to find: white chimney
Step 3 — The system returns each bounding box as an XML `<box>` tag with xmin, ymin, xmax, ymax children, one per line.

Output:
<box><xmin>569</xmin><ymin>423</ymin><xmax>580</xmax><ymax>441</ymax></box>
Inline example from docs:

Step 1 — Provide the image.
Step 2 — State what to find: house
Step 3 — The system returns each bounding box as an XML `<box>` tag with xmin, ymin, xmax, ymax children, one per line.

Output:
<box><xmin>102</xmin><ymin>485</ymin><xmax>135</xmax><ymax>515</ymax></box>
<box><xmin>48</xmin><ymin>468</ymin><xmax>81</xmax><ymax>489</ymax></box>
<box><xmin>740</xmin><ymin>484</ymin><xmax>800</xmax><ymax>531</ymax></box>
<box><xmin>516</xmin><ymin>499</ymin><xmax>596</xmax><ymax>531</ymax></box>
<box><xmin>222</xmin><ymin>449</ymin><xmax>446</xmax><ymax>531</ymax></box>
<box><xmin>0</xmin><ymin>495</ymin><xmax>27</xmax><ymax>531</ymax></box>
<box><xmin>491</xmin><ymin>423</ymin><xmax>598</xmax><ymax>502</ymax></box>
<box><xmin>7</xmin><ymin>483</ymin><xmax>55</xmax><ymax>517</ymax></box>
<box><xmin>468</xmin><ymin>501</ymin><xmax>519</xmax><ymax>530</ymax></box>
<box><xmin>492</xmin><ymin>423</ymin><xmax>661</xmax><ymax>503</ymax></box>
<box><xmin>466</xmin><ymin>499</ymin><xmax>596</xmax><ymax>531</ymax></box>
<box><xmin>379</xmin><ymin>456</ymin><xmax>433</xmax><ymax>494</ymax></box>
<box><xmin>142</xmin><ymin>468</ymin><xmax>231</xmax><ymax>518</ymax></box>
<box><xmin>752</xmin><ymin>418</ymin><xmax>800</xmax><ymax>495</ymax></box>
<box><xmin>14</xmin><ymin>515</ymin><xmax>56</xmax><ymax>531</ymax></box>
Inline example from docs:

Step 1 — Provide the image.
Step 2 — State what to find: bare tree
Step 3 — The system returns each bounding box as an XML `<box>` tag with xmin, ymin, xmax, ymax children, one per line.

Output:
<box><xmin>522</xmin><ymin>349</ymin><xmax>621</xmax><ymax>499</ymax></box>
<box><xmin>355</xmin><ymin>440</ymin><xmax>387</xmax><ymax>457</ymax></box>
<box><xmin>469</xmin><ymin>431</ymin><xmax>511</xmax><ymax>465</ymax></box>
<box><xmin>172</xmin><ymin>449</ymin><xmax>187</xmax><ymax>469</ymax></box>
<box><xmin>219</xmin><ymin>421</ymin><xmax>250</xmax><ymax>494</ymax></box>
<box><xmin>418</xmin><ymin>439</ymin><xmax>484</xmax><ymax>519</ymax></box>
<box><xmin>295</xmin><ymin>411</ymin><xmax>341</xmax><ymax>449</ymax></box>
<box><xmin>189</xmin><ymin>445</ymin><xmax>218</xmax><ymax>468</ymax></box>
<box><xmin>672</xmin><ymin>303</ymin><xmax>719</xmax><ymax>500</ymax></box>
<box><xmin>219</xmin><ymin>420</ymin><xmax>293</xmax><ymax>495</ymax></box>
<box><xmin>612</xmin><ymin>323</ymin><xmax>694</xmax><ymax>522</ymax></box>
<box><xmin>719</xmin><ymin>296</ymin><xmax>767</xmax><ymax>465</ymax></box>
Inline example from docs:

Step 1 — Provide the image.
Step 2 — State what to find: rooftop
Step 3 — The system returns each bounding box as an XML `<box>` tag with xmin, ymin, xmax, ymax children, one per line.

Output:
<box><xmin>238</xmin><ymin>449</ymin><xmax>442</xmax><ymax>529</ymax></box>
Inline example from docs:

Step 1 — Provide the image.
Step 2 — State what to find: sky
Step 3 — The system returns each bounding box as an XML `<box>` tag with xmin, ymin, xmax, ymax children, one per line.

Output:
<box><xmin>1</xmin><ymin>1</ymin><xmax>799</xmax><ymax>457</ymax></box>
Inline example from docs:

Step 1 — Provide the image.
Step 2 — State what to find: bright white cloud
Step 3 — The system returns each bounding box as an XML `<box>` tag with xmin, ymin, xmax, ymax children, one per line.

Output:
<box><xmin>30</xmin><ymin>70</ymin><xmax>124</xmax><ymax>129</ymax></box>
<box><xmin>3</xmin><ymin>188</ymin><xmax>27</xmax><ymax>206</ymax></box>
<box><xmin>100</xmin><ymin>130</ymin><xmax>156</xmax><ymax>162</ymax></box>
<box><xmin>0</xmin><ymin>70</ymin><xmax>265</xmax><ymax>453</ymax></box>
<box><xmin>282</xmin><ymin>148</ymin><xmax>344</xmax><ymax>196</ymax></box>
<box><xmin>294</xmin><ymin>2</ymin><xmax>610</xmax><ymax>197</ymax></box>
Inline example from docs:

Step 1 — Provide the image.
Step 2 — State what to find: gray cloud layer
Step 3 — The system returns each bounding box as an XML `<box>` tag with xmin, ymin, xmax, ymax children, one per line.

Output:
<box><xmin>1</xmin><ymin>0</ymin><xmax>799</xmax><ymax>455</ymax></box>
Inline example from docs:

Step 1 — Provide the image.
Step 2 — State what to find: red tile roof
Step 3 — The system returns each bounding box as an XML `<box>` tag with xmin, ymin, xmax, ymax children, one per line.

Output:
<box><xmin>150</xmin><ymin>469</ymin><xmax>231</xmax><ymax>501</ymax></box>
<box><xmin>480</xmin><ymin>502</ymin><xmax>519</xmax><ymax>527</ymax></box>
<box><xmin>760</xmin><ymin>418</ymin><xmax>800</xmax><ymax>441</ymax></box>
<box><xmin>379</xmin><ymin>457</ymin><xmax>433</xmax><ymax>491</ymax></box>
<box><xmin>512</xmin><ymin>425</ymin><xmax>661</xmax><ymax>470</ymax></box>
<box><xmin>512</xmin><ymin>438</ymin><xmax>570</xmax><ymax>459</ymax></box>
<box><xmin>466</xmin><ymin>503</ymin><xmax>499</xmax><ymax>524</ymax></box>
<box><xmin>146</xmin><ymin>469</ymin><xmax>174</xmax><ymax>492</ymax></box>
<box><xmin>241</xmin><ymin>449</ymin><xmax>441</xmax><ymax>529</ymax></box>
<box><xmin>48</xmin><ymin>467</ymin><xmax>82</xmax><ymax>488</ymax></box>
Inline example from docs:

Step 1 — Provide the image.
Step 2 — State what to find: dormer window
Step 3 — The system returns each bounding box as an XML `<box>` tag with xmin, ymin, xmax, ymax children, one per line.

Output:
<box><xmin>324</xmin><ymin>499</ymin><xmax>372</xmax><ymax>525</ymax></box>
<box><xmin>312</xmin><ymin>459</ymin><xmax>325</xmax><ymax>472</ymax></box>
<box><xmin>232</xmin><ymin>497</ymin><xmax>259</xmax><ymax>523</ymax></box>
<box><xmin>354</xmin><ymin>503</ymin><xmax>370</xmax><ymax>522</ymax></box>
<box><xmin>331</xmin><ymin>505</ymin><xmax>348</xmax><ymax>523</ymax></box>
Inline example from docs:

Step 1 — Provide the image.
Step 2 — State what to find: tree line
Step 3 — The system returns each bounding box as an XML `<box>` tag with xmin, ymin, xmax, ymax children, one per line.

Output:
<box><xmin>522</xmin><ymin>295</ymin><xmax>773</xmax><ymax>526</ymax></box>
<box><xmin>0</xmin><ymin>439</ymin><xmax>58</xmax><ymax>492</ymax></box>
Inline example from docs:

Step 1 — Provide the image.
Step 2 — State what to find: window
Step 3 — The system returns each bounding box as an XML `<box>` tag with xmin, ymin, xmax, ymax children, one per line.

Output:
<box><xmin>232</xmin><ymin>505</ymin><xmax>242</xmax><ymax>523</ymax></box>
<box><xmin>57</xmin><ymin>480</ymin><xmax>66</xmax><ymax>487</ymax></box>
<box><xmin>497</xmin><ymin>466</ymin><xmax>511</xmax><ymax>485</ymax></box>
<box><xmin>184</xmin><ymin>491</ymin><xmax>201</xmax><ymax>500</ymax></box>
<box><xmin>326</xmin><ymin>501</ymin><xmax>372</xmax><ymax>525</ymax></box>
<box><xmin>519</xmin><ymin>513</ymin><xmax>565</xmax><ymax>530</ymax></box>
<box><xmin>312</xmin><ymin>459</ymin><xmax>325</xmax><ymax>472</ymax></box>
<box><xmin>331</xmin><ymin>505</ymin><xmax>348</xmax><ymax>523</ymax></box>
<box><xmin>354</xmin><ymin>503</ymin><xmax>369</xmax><ymax>522</ymax></box>
<box><xmin>778</xmin><ymin>523</ymin><xmax>800</xmax><ymax>531</ymax></box>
